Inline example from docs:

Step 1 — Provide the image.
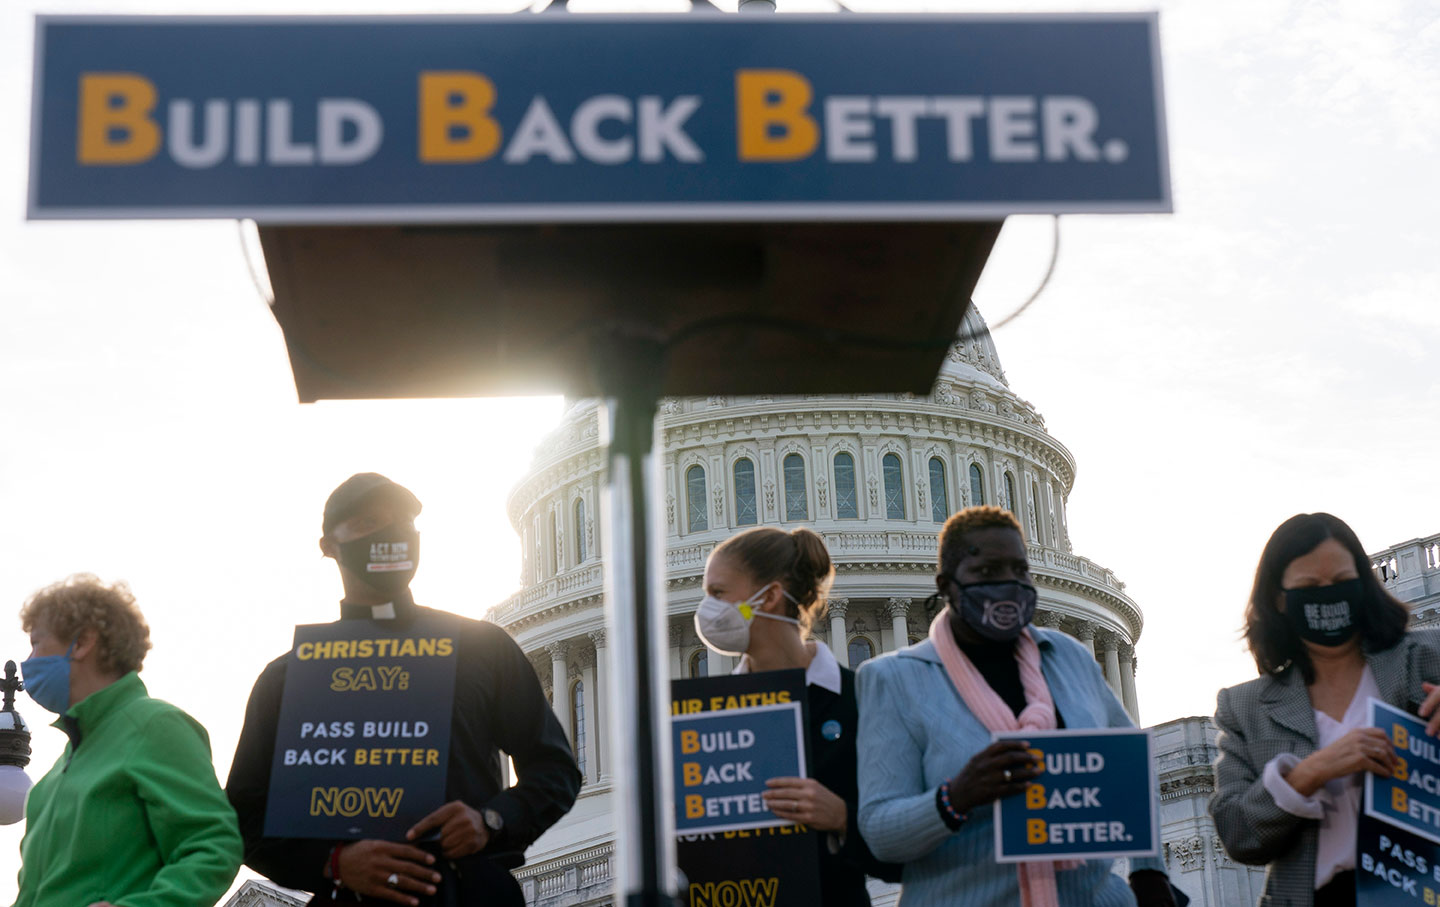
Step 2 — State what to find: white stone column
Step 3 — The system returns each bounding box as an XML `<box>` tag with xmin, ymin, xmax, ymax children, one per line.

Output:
<box><xmin>668</xmin><ymin>625</ymin><xmax>684</xmax><ymax>680</ymax></box>
<box><xmin>579</xmin><ymin>645</ymin><xmax>599</xmax><ymax>783</ymax></box>
<box><xmin>1097</xmin><ymin>631</ymin><xmax>1123</xmax><ymax>697</ymax></box>
<box><xmin>828</xmin><ymin>599</ymin><xmax>850</xmax><ymax>667</ymax></box>
<box><xmin>1119</xmin><ymin>643</ymin><xmax>1140</xmax><ymax>722</ymax></box>
<box><xmin>887</xmin><ymin>598</ymin><xmax>912</xmax><ymax>652</ymax></box>
<box><xmin>588</xmin><ymin>629</ymin><xmax>609</xmax><ymax>782</ymax></box>
<box><xmin>1076</xmin><ymin>621</ymin><xmax>1097</xmax><ymax>656</ymax></box>
<box><xmin>548</xmin><ymin>641</ymin><xmax>571</xmax><ymax>734</ymax></box>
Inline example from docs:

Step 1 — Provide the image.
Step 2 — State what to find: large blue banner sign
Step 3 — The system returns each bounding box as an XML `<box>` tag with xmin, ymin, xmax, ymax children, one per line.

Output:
<box><xmin>264</xmin><ymin>614</ymin><xmax>458</xmax><ymax>840</ymax></box>
<box><xmin>29</xmin><ymin>14</ymin><xmax>1169</xmax><ymax>223</ymax></box>
<box><xmin>994</xmin><ymin>727</ymin><xmax>1159</xmax><ymax>863</ymax></box>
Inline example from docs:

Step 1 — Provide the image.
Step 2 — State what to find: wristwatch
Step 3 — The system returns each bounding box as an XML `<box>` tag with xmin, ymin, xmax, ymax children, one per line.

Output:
<box><xmin>483</xmin><ymin>808</ymin><xmax>505</xmax><ymax>834</ymax></box>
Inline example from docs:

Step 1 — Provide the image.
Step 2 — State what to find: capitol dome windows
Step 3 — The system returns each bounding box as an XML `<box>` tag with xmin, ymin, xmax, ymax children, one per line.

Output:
<box><xmin>929</xmin><ymin>458</ymin><xmax>949</xmax><ymax>523</ymax></box>
<box><xmin>848</xmin><ymin>635</ymin><xmax>875</xmax><ymax>668</ymax></box>
<box><xmin>882</xmin><ymin>453</ymin><xmax>905</xmax><ymax>519</ymax></box>
<box><xmin>733</xmin><ymin>458</ymin><xmax>758</xmax><ymax>527</ymax></box>
<box><xmin>686</xmin><ymin>465</ymin><xmax>708</xmax><ymax>533</ymax></box>
<box><xmin>574</xmin><ymin>498</ymin><xmax>587</xmax><ymax>564</ymax></box>
<box><xmin>688</xmin><ymin>648</ymin><xmax>708</xmax><ymax>678</ymax></box>
<box><xmin>969</xmin><ymin>462</ymin><xmax>985</xmax><ymax>506</ymax></box>
<box><xmin>783</xmin><ymin>453</ymin><xmax>808</xmax><ymax>521</ymax></box>
<box><xmin>833</xmin><ymin>452</ymin><xmax>859</xmax><ymax>519</ymax></box>
<box><xmin>569</xmin><ymin>679</ymin><xmax>587</xmax><ymax>777</ymax></box>
<box><xmin>1003</xmin><ymin>470</ymin><xmax>1017</xmax><ymax>515</ymax></box>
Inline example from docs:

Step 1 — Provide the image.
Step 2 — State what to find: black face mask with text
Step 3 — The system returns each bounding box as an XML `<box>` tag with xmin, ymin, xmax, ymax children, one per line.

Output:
<box><xmin>1284</xmin><ymin>578</ymin><xmax>1363</xmax><ymax>646</ymax></box>
<box><xmin>338</xmin><ymin>525</ymin><xmax>420</xmax><ymax>598</ymax></box>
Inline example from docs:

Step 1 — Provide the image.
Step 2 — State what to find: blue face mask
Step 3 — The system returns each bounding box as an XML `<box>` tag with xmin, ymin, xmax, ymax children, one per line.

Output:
<box><xmin>21</xmin><ymin>642</ymin><xmax>75</xmax><ymax>715</ymax></box>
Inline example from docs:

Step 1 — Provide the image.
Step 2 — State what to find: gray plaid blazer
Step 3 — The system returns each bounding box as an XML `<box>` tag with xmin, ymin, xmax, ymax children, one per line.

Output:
<box><xmin>1209</xmin><ymin>630</ymin><xmax>1440</xmax><ymax>907</ymax></box>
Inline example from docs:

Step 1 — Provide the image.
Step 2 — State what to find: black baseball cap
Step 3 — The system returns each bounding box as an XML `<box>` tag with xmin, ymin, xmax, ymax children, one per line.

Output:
<box><xmin>322</xmin><ymin>473</ymin><xmax>422</xmax><ymax>535</ymax></box>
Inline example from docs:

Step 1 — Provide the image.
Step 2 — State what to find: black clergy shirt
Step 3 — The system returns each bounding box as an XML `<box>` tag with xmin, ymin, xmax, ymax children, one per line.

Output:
<box><xmin>225</xmin><ymin>596</ymin><xmax>581</xmax><ymax>897</ymax></box>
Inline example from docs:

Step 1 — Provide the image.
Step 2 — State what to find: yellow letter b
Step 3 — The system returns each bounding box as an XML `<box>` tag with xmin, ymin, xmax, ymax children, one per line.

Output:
<box><xmin>1394</xmin><ymin>787</ymin><xmax>1409</xmax><ymax>813</ymax></box>
<box><xmin>1027</xmin><ymin>819</ymin><xmax>1047</xmax><ymax>844</ymax></box>
<box><xmin>683</xmin><ymin>762</ymin><xmax>702</xmax><ymax>787</ymax></box>
<box><xmin>1395</xmin><ymin>724</ymin><xmax>1410</xmax><ymax>749</ymax></box>
<box><xmin>681</xmin><ymin>730</ymin><xmax>699</xmax><ymax>754</ymax></box>
<box><xmin>686</xmin><ymin>795</ymin><xmax>705</xmax><ymax>819</ymax></box>
<box><xmin>1026</xmin><ymin>784</ymin><xmax>1046</xmax><ymax>809</ymax></box>
<box><xmin>735</xmin><ymin>70</ymin><xmax>818</xmax><ymax>162</ymax></box>
<box><xmin>419</xmin><ymin>72</ymin><xmax>501</xmax><ymax>162</ymax></box>
<box><xmin>78</xmin><ymin>73</ymin><xmax>160</xmax><ymax>164</ymax></box>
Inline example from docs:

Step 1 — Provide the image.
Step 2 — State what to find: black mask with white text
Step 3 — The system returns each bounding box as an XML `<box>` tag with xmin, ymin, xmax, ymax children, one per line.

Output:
<box><xmin>339</xmin><ymin>526</ymin><xmax>420</xmax><ymax>598</ymax></box>
<box><xmin>1284</xmin><ymin>578</ymin><xmax>1363</xmax><ymax>646</ymax></box>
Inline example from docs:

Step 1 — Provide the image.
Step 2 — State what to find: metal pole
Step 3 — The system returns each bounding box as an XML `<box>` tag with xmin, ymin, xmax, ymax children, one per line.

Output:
<box><xmin>595</xmin><ymin>335</ymin><xmax>677</xmax><ymax>907</ymax></box>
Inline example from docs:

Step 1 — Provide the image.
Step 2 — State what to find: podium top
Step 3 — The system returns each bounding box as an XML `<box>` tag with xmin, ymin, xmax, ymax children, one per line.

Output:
<box><xmin>260</xmin><ymin>221</ymin><xmax>1001</xmax><ymax>402</ymax></box>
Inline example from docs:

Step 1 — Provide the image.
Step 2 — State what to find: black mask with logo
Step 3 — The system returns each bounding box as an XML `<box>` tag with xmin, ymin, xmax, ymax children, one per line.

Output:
<box><xmin>1284</xmin><ymin>578</ymin><xmax>1363</xmax><ymax>646</ymax></box>
<box><xmin>953</xmin><ymin>580</ymin><xmax>1039</xmax><ymax>643</ymax></box>
<box><xmin>338</xmin><ymin>525</ymin><xmax>420</xmax><ymax>598</ymax></box>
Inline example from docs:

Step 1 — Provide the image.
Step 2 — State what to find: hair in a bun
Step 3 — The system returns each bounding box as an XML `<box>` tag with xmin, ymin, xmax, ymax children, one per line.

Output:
<box><xmin>710</xmin><ymin>526</ymin><xmax>836</xmax><ymax>631</ymax></box>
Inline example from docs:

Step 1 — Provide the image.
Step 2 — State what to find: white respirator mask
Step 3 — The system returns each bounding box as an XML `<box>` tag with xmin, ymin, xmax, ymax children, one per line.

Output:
<box><xmin>693</xmin><ymin>583</ymin><xmax>801</xmax><ymax>656</ymax></box>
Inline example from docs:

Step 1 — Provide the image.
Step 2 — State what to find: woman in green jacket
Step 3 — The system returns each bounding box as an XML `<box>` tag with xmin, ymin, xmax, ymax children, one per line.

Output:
<box><xmin>13</xmin><ymin>574</ymin><xmax>242</xmax><ymax>907</ymax></box>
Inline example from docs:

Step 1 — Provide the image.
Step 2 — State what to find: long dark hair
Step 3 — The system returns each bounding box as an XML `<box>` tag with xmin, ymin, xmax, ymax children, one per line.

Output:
<box><xmin>1244</xmin><ymin>512</ymin><xmax>1409</xmax><ymax>681</ymax></box>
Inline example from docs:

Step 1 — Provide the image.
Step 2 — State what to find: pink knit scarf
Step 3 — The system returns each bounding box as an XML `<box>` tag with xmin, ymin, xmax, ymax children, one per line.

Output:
<box><xmin>929</xmin><ymin>612</ymin><xmax>1070</xmax><ymax>907</ymax></box>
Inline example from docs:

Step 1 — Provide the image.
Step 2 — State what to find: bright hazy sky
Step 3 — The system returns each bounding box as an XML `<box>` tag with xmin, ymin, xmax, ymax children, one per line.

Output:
<box><xmin>2</xmin><ymin>0</ymin><xmax>1438</xmax><ymax>900</ymax></box>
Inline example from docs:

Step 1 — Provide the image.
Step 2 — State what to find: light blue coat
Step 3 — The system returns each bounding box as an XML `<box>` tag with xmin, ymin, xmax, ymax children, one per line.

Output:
<box><xmin>856</xmin><ymin>627</ymin><xmax>1166</xmax><ymax>906</ymax></box>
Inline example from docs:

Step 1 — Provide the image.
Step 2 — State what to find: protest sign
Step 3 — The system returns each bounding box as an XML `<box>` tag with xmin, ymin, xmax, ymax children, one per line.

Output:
<box><xmin>30</xmin><ymin>14</ymin><xmax>1169</xmax><ymax>222</ymax></box>
<box><xmin>994</xmin><ymin>727</ymin><xmax>1158</xmax><ymax>863</ymax></box>
<box><xmin>1357</xmin><ymin>698</ymin><xmax>1440</xmax><ymax>905</ymax></box>
<box><xmin>263</xmin><ymin>613</ymin><xmax>458</xmax><ymax>840</ymax></box>
<box><xmin>1367</xmin><ymin>699</ymin><xmax>1440</xmax><ymax>846</ymax></box>
<box><xmin>673</xmin><ymin>671</ymin><xmax>819</xmax><ymax>907</ymax></box>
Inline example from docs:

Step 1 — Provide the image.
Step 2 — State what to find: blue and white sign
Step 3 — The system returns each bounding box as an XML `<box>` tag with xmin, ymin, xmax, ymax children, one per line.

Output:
<box><xmin>29</xmin><ymin>14</ymin><xmax>1170</xmax><ymax>223</ymax></box>
<box><xmin>1355</xmin><ymin>814</ymin><xmax>1440</xmax><ymax>906</ymax></box>
<box><xmin>1366</xmin><ymin>699</ymin><xmax>1440</xmax><ymax>846</ymax></box>
<box><xmin>672</xmin><ymin>701</ymin><xmax>807</xmax><ymax>836</ymax></box>
<box><xmin>994</xmin><ymin>727</ymin><xmax>1159</xmax><ymax>863</ymax></box>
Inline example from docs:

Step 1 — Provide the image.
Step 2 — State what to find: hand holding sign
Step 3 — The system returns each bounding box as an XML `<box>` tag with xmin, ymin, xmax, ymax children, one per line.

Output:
<box><xmin>762</xmin><ymin>778</ymin><xmax>847</xmax><ymax>833</ymax></box>
<box><xmin>337</xmin><ymin>840</ymin><xmax>439</xmax><ymax>906</ymax></box>
<box><xmin>406</xmin><ymin>800</ymin><xmax>490</xmax><ymax>859</ymax></box>
<box><xmin>950</xmin><ymin>740</ymin><xmax>1043</xmax><ymax>814</ymax></box>
<box><xmin>1419</xmin><ymin>682</ymin><xmax>1440</xmax><ymax>737</ymax></box>
<box><xmin>1287</xmin><ymin>727</ymin><xmax>1397</xmax><ymax>797</ymax></box>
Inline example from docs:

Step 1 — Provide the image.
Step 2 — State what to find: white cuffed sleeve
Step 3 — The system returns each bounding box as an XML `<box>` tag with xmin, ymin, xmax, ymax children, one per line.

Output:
<box><xmin>1261</xmin><ymin>753</ymin><xmax>1326</xmax><ymax>820</ymax></box>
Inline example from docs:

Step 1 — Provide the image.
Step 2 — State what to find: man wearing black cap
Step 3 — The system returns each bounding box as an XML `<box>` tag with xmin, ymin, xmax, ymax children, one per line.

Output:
<box><xmin>226</xmin><ymin>474</ymin><xmax>581</xmax><ymax>906</ymax></box>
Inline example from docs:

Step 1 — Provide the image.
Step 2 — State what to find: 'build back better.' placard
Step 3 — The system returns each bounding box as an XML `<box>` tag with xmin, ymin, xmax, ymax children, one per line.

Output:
<box><xmin>264</xmin><ymin>614</ymin><xmax>458</xmax><ymax>840</ymax></box>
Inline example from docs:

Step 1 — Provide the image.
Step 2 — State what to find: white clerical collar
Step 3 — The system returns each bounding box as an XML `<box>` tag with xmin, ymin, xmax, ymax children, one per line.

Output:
<box><xmin>732</xmin><ymin>641</ymin><xmax>843</xmax><ymax>694</ymax></box>
<box><xmin>370</xmin><ymin>602</ymin><xmax>396</xmax><ymax>620</ymax></box>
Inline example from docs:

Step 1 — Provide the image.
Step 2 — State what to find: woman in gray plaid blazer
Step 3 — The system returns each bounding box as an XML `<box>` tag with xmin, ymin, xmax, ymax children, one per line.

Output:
<box><xmin>1210</xmin><ymin>513</ymin><xmax>1440</xmax><ymax>907</ymax></box>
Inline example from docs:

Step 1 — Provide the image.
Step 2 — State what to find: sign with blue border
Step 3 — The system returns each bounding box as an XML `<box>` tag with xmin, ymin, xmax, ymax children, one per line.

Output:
<box><xmin>993</xmin><ymin>727</ymin><xmax>1159</xmax><ymax>863</ymax></box>
<box><xmin>1366</xmin><ymin>699</ymin><xmax>1440</xmax><ymax>847</ymax></box>
<box><xmin>672</xmin><ymin>700</ymin><xmax>807</xmax><ymax>836</ymax></box>
<box><xmin>264</xmin><ymin>615</ymin><xmax>457</xmax><ymax>840</ymax></box>
<box><xmin>29</xmin><ymin>14</ymin><xmax>1170</xmax><ymax>223</ymax></box>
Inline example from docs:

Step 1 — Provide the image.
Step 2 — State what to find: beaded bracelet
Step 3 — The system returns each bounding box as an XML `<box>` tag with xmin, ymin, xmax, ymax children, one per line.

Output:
<box><xmin>937</xmin><ymin>780</ymin><xmax>967</xmax><ymax>830</ymax></box>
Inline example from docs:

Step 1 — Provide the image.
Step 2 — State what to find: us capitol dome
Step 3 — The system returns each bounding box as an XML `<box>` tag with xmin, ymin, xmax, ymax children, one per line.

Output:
<box><xmin>486</xmin><ymin>305</ymin><xmax>1149</xmax><ymax>906</ymax></box>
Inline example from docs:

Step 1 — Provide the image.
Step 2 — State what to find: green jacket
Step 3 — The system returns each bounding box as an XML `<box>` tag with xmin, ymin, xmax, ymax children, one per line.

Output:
<box><xmin>13</xmin><ymin>672</ymin><xmax>242</xmax><ymax>907</ymax></box>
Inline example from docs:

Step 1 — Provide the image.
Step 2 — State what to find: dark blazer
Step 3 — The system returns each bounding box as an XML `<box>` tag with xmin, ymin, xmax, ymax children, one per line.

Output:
<box><xmin>1210</xmin><ymin>630</ymin><xmax>1440</xmax><ymax>907</ymax></box>
<box><xmin>810</xmin><ymin>666</ymin><xmax>903</xmax><ymax>907</ymax></box>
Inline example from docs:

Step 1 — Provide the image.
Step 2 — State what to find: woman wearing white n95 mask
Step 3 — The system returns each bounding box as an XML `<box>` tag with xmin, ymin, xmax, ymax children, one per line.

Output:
<box><xmin>696</xmin><ymin>527</ymin><xmax>901</xmax><ymax>907</ymax></box>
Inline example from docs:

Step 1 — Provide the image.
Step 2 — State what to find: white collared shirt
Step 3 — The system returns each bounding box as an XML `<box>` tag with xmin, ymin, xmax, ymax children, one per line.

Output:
<box><xmin>1262</xmin><ymin>664</ymin><xmax>1382</xmax><ymax>889</ymax></box>
<box><xmin>733</xmin><ymin>639</ymin><xmax>843</xmax><ymax>694</ymax></box>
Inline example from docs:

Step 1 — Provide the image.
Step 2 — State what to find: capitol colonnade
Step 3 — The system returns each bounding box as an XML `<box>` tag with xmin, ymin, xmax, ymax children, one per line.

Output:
<box><xmin>486</xmin><ymin>308</ymin><xmax>1151</xmax><ymax>906</ymax></box>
